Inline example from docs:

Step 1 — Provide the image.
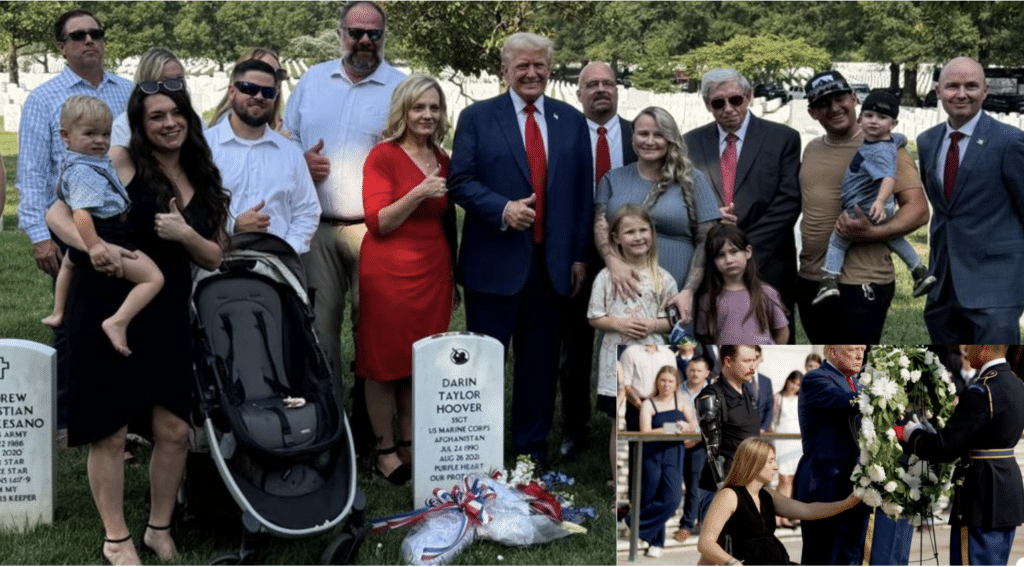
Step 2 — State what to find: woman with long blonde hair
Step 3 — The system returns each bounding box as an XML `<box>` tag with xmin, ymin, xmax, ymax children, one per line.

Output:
<box><xmin>698</xmin><ymin>438</ymin><xmax>861</xmax><ymax>565</ymax></box>
<box><xmin>594</xmin><ymin>106</ymin><xmax>720</xmax><ymax>334</ymax></box>
<box><xmin>355</xmin><ymin>74</ymin><xmax>456</xmax><ymax>485</ymax></box>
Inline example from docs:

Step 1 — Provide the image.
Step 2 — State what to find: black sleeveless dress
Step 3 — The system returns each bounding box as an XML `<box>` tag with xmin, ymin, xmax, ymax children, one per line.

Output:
<box><xmin>66</xmin><ymin>176</ymin><xmax>218</xmax><ymax>446</ymax></box>
<box><xmin>719</xmin><ymin>486</ymin><xmax>791</xmax><ymax>565</ymax></box>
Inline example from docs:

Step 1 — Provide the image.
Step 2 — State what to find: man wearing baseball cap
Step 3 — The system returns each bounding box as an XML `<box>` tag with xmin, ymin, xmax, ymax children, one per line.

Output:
<box><xmin>795</xmin><ymin>70</ymin><xmax>929</xmax><ymax>343</ymax></box>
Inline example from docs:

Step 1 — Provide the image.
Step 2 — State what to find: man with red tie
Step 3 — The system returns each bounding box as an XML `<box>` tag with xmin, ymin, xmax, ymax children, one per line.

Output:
<box><xmin>448</xmin><ymin>32</ymin><xmax>592</xmax><ymax>467</ymax></box>
<box><xmin>684</xmin><ymin>68</ymin><xmax>801</xmax><ymax>342</ymax></box>
<box><xmin>555</xmin><ymin>61</ymin><xmax>638</xmax><ymax>461</ymax></box>
<box><xmin>916</xmin><ymin>57</ymin><xmax>1024</xmax><ymax>343</ymax></box>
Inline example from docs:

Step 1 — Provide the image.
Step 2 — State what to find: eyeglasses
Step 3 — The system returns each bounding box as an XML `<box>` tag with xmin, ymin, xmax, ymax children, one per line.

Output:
<box><xmin>233</xmin><ymin>81</ymin><xmax>278</xmax><ymax>100</ymax></box>
<box><xmin>710</xmin><ymin>95</ymin><xmax>746</xmax><ymax>110</ymax></box>
<box><xmin>138</xmin><ymin>79</ymin><xmax>185</xmax><ymax>94</ymax></box>
<box><xmin>343</xmin><ymin>27</ymin><xmax>383</xmax><ymax>42</ymax></box>
<box><xmin>65</xmin><ymin>28</ymin><xmax>105</xmax><ymax>42</ymax></box>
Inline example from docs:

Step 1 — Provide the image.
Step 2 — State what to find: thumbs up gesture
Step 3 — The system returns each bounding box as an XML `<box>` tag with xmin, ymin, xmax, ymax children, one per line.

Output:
<box><xmin>417</xmin><ymin>166</ymin><xmax>447</xmax><ymax>199</ymax></box>
<box><xmin>304</xmin><ymin>138</ymin><xmax>330</xmax><ymax>182</ymax></box>
<box><xmin>155</xmin><ymin>197</ymin><xmax>192</xmax><ymax>242</ymax></box>
<box><xmin>503</xmin><ymin>193</ymin><xmax>537</xmax><ymax>231</ymax></box>
<box><xmin>235</xmin><ymin>199</ymin><xmax>271</xmax><ymax>233</ymax></box>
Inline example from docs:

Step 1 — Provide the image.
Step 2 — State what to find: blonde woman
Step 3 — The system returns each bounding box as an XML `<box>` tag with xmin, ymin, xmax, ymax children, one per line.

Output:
<box><xmin>355</xmin><ymin>74</ymin><xmax>456</xmax><ymax>485</ymax></box>
<box><xmin>698</xmin><ymin>438</ymin><xmax>860</xmax><ymax>565</ymax></box>
<box><xmin>111</xmin><ymin>47</ymin><xmax>187</xmax><ymax>147</ymax></box>
<box><xmin>594</xmin><ymin>106</ymin><xmax>720</xmax><ymax>329</ymax></box>
<box><xmin>208</xmin><ymin>46</ymin><xmax>286</xmax><ymax>130</ymax></box>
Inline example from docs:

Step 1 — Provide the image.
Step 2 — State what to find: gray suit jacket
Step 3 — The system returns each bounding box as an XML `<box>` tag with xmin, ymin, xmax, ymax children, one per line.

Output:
<box><xmin>684</xmin><ymin>114</ymin><xmax>801</xmax><ymax>307</ymax></box>
<box><xmin>917</xmin><ymin>112</ymin><xmax>1024</xmax><ymax>309</ymax></box>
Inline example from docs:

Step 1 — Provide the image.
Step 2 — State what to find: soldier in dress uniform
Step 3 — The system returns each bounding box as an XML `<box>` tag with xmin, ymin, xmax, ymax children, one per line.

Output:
<box><xmin>898</xmin><ymin>344</ymin><xmax>1024</xmax><ymax>565</ymax></box>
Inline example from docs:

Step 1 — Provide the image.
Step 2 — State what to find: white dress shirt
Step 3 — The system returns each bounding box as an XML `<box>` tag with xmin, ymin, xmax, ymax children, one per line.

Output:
<box><xmin>586</xmin><ymin>115</ymin><xmax>624</xmax><ymax>193</ymax></box>
<box><xmin>937</xmin><ymin>110</ymin><xmax>983</xmax><ymax>187</ymax></box>
<box><xmin>717</xmin><ymin>111</ymin><xmax>752</xmax><ymax>158</ymax></box>
<box><xmin>282</xmin><ymin>59</ymin><xmax>405</xmax><ymax>221</ymax></box>
<box><xmin>205</xmin><ymin>118</ymin><xmax>321</xmax><ymax>253</ymax></box>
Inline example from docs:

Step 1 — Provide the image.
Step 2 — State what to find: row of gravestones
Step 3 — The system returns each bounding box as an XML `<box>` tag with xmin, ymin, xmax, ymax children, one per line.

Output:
<box><xmin>0</xmin><ymin>332</ymin><xmax>504</xmax><ymax>531</ymax></box>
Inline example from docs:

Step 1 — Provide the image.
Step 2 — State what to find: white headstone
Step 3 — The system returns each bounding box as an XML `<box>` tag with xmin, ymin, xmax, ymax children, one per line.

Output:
<box><xmin>412</xmin><ymin>332</ymin><xmax>504</xmax><ymax>505</ymax></box>
<box><xmin>0</xmin><ymin>339</ymin><xmax>55</xmax><ymax>531</ymax></box>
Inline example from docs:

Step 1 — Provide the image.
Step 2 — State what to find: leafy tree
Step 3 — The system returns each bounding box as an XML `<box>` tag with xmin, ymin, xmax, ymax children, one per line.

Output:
<box><xmin>0</xmin><ymin>1</ymin><xmax>70</xmax><ymax>85</ymax></box>
<box><xmin>93</xmin><ymin>1</ymin><xmax>181</xmax><ymax>64</ymax></box>
<box><xmin>679</xmin><ymin>34</ymin><xmax>831</xmax><ymax>89</ymax></box>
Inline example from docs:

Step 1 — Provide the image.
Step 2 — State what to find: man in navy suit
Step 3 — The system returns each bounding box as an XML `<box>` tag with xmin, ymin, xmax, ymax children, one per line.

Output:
<box><xmin>448</xmin><ymin>32</ymin><xmax>592</xmax><ymax>466</ymax></box>
<box><xmin>556</xmin><ymin>61</ymin><xmax>637</xmax><ymax>460</ymax></box>
<box><xmin>684</xmin><ymin>68</ymin><xmax>801</xmax><ymax>342</ymax></box>
<box><xmin>917</xmin><ymin>56</ymin><xmax>1024</xmax><ymax>343</ymax></box>
<box><xmin>748</xmin><ymin>345</ymin><xmax>774</xmax><ymax>432</ymax></box>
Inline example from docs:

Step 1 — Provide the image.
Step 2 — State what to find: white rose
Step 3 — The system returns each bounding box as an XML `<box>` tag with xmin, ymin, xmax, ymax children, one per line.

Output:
<box><xmin>863</xmin><ymin>488</ymin><xmax>883</xmax><ymax>508</ymax></box>
<box><xmin>859</xmin><ymin>393</ymin><xmax>874</xmax><ymax>416</ymax></box>
<box><xmin>854</xmin><ymin>486</ymin><xmax>866</xmax><ymax>498</ymax></box>
<box><xmin>885</xmin><ymin>481</ymin><xmax>898</xmax><ymax>492</ymax></box>
<box><xmin>900</xmin><ymin>368</ymin><xmax>911</xmax><ymax>380</ymax></box>
<box><xmin>869</xmin><ymin>464</ymin><xmax>886</xmax><ymax>483</ymax></box>
<box><xmin>925</xmin><ymin>351</ymin><xmax>934</xmax><ymax>364</ymax></box>
<box><xmin>861</xmin><ymin>372</ymin><xmax>873</xmax><ymax>386</ymax></box>
<box><xmin>910</xmin><ymin>370</ymin><xmax>922</xmax><ymax>382</ymax></box>
<box><xmin>882</xmin><ymin>501</ymin><xmax>904</xmax><ymax>517</ymax></box>
<box><xmin>886</xmin><ymin>428</ymin><xmax>898</xmax><ymax>441</ymax></box>
<box><xmin>910</xmin><ymin>488</ymin><xmax>921</xmax><ymax>501</ymax></box>
<box><xmin>899</xmin><ymin>355</ymin><xmax>910</xmax><ymax>367</ymax></box>
<box><xmin>860</xmin><ymin>476</ymin><xmax>871</xmax><ymax>488</ymax></box>
<box><xmin>859</xmin><ymin>449</ymin><xmax>871</xmax><ymax>465</ymax></box>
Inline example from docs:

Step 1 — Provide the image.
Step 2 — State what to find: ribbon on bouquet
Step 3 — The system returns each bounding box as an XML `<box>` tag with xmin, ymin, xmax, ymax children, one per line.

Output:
<box><xmin>369</xmin><ymin>476</ymin><xmax>497</xmax><ymax>534</ymax></box>
<box><xmin>862</xmin><ymin>506</ymin><xmax>876</xmax><ymax>566</ymax></box>
<box><xmin>516</xmin><ymin>480</ymin><xmax>563</xmax><ymax>523</ymax></box>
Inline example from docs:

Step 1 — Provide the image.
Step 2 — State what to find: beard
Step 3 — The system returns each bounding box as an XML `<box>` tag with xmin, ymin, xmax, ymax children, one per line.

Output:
<box><xmin>232</xmin><ymin>100</ymin><xmax>273</xmax><ymax>128</ymax></box>
<box><xmin>344</xmin><ymin>45</ymin><xmax>382</xmax><ymax>76</ymax></box>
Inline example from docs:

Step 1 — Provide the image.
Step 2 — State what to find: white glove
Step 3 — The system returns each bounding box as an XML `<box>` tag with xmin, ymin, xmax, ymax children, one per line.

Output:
<box><xmin>902</xmin><ymin>415</ymin><xmax>937</xmax><ymax>441</ymax></box>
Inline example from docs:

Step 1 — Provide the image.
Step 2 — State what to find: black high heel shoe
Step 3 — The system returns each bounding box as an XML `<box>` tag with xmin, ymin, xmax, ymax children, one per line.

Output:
<box><xmin>102</xmin><ymin>534</ymin><xmax>133</xmax><ymax>565</ymax></box>
<box><xmin>373</xmin><ymin>446</ymin><xmax>411</xmax><ymax>486</ymax></box>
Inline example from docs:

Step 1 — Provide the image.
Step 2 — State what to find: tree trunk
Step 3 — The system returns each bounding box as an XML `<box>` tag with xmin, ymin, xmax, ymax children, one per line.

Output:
<box><xmin>903</xmin><ymin>66</ymin><xmax>920</xmax><ymax>107</ymax></box>
<box><xmin>8</xmin><ymin>38</ymin><xmax>18</xmax><ymax>86</ymax></box>
<box><xmin>889</xmin><ymin>62</ymin><xmax>900</xmax><ymax>91</ymax></box>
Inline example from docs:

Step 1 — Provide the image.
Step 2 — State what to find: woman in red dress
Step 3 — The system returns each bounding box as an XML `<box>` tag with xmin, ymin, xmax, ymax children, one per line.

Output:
<box><xmin>357</xmin><ymin>74</ymin><xmax>457</xmax><ymax>485</ymax></box>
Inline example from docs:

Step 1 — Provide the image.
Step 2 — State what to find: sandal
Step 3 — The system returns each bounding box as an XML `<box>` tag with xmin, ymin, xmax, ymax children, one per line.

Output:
<box><xmin>373</xmin><ymin>446</ymin><xmax>411</xmax><ymax>486</ymax></box>
<box><xmin>143</xmin><ymin>523</ymin><xmax>178</xmax><ymax>561</ymax></box>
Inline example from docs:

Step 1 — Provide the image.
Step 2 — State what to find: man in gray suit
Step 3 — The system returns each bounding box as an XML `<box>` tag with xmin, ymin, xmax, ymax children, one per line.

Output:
<box><xmin>557</xmin><ymin>61</ymin><xmax>638</xmax><ymax>460</ymax></box>
<box><xmin>917</xmin><ymin>56</ymin><xmax>1024</xmax><ymax>343</ymax></box>
<box><xmin>684</xmin><ymin>68</ymin><xmax>801</xmax><ymax>341</ymax></box>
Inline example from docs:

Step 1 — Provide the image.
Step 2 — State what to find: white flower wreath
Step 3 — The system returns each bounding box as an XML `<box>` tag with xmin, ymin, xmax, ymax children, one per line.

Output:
<box><xmin>850</xmin><ymin>346</ymin><xmax>957</xmax><ymax>520</ymax></box>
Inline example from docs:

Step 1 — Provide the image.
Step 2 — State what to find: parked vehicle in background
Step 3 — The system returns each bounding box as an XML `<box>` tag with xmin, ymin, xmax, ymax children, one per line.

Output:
<box><xmin>783</xmin><ymin>85</ymin><xmax>805</xmax><ymax>103</ymax></box>
<box><xmin>922</xmin><ymin>66</ymin><xmax>1024</xmax><ymax>114</ymax></box>
<box><xmin>851</xmin><ymin>83</ymin><xmax>871</xmax><ymax>100</ymax></box>
<box><xmin>754</xmin><ymin>83</ymin><xmax>787</xmax><ymax>101</ymax></box>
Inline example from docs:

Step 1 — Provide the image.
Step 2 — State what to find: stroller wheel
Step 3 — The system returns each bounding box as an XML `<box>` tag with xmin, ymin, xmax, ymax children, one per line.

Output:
<box><xmin>320</xmin><ymin>533</ymin><xmax>361</xmax><ymax>565</ymax></box>
<box><xmin>207</xmin><ymin>552</ymin><xmax>242</xmax><ymax>565</ymax></box>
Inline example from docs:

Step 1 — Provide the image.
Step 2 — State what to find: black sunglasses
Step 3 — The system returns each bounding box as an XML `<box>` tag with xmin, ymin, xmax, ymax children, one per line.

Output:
<box><xmin>138</xmin><ymin>79</ymin><xmax>185</xmax><ymax>94</ymax></box>
<box><xmin>234</xmin><ymin>81</ymin><xmax>278</xmax><ymax>100</ymax></box>
<box><xmin>344</xmin><ymin>27</ymin><xmax>383</xmax><ymax>42</ymax></box>
<box><xmin>65</xmin><ymin>28</ymin><xmax>105</xmax><ymax>42</ymax></box>
<box><xmin>710</xmin><ymin>95</ymin><xmax>746</xmax><ymax>110</ymax></box>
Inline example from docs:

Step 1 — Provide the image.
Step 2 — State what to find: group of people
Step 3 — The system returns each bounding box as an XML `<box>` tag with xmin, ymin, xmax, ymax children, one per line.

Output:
<box><xmin>621</xmin><ymin>345</ymin><xmax>1024</xmax><ymax>566</ymax></box>
<box><xmin>11</xmin><ymin>2</ymin><xmax>1024</xmax><ymax>565</ymax></box>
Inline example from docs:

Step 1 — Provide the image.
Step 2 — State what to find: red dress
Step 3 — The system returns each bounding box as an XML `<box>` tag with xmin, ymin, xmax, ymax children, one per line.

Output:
<box><xmin>356</xmin><ymin>142</ymin><xmax>454</xmax><ymax>381</ymax></box>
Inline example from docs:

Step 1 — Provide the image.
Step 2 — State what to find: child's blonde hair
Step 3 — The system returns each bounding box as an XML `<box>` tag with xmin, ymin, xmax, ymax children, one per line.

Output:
<box><xmin>608</xmin><ymin>204</ymin><xmax>665</xmax><ymax>294</ymax></box>
<box><xmin>60</xmin><ymin>95</ymin><xmax>112</xmax><ymax>131</ymax></box>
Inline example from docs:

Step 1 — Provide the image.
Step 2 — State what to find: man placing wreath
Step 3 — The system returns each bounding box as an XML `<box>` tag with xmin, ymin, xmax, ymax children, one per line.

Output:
<box><xmin>897</xmin><ymin>344</ymin><xmax>1024</xmax><ymax>565</ymax></box>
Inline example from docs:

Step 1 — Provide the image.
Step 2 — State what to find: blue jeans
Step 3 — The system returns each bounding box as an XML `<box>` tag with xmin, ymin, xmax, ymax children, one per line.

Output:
<box><xmin>680</xmin><ymin>444</ymin><xmax>714</xmax><ymax>530</ymax></box>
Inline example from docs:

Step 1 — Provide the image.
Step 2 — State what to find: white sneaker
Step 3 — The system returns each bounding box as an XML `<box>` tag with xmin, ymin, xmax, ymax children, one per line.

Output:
<box><xmin>645</xmin><ymin>546</ymin><xmax>663</xmax><ymax>558</ymax></box>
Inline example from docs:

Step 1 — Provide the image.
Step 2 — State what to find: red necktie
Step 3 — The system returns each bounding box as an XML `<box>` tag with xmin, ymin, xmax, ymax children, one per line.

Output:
<box><xmin>721</xmin><ymin>133</ymin><xmax>738</xmax><ymax>206</ymax></box>
<box><xmin>847</xmin><ymin>376</ymin><xmax>857</xmax><ymax>392</ymax></box>
<box><xmin>525</xmin><ymin>104</ymin><xmax>547</xmax><ymax>243</ymax></box>
<box><xmin>943</xmin><ymin>131</ymin><xmax>965</xmax><ymax>202</ymax></box>
<box><xmin>595</xmin><ymin>126</ymin><xmax>611</xmax><ymax>186</ymax></box>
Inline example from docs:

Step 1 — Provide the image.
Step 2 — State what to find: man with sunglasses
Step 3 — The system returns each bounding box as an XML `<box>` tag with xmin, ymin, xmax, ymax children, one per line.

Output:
<box><xmin>683</xmin><ymin>68</ymin><xmax>801</xmax><ymax>344</ymax></box>
<box><xmin>283</xmin><ymin>1</ymin><xmax>404</xmax><ymax>459</ymax></box>
<box><xmin>15</xmin><ymin>8</ymin><xmax>132</xmax><ymax>443</ymax></box>
<box><xmin>796</xmin><ymin>70</ymin><xmax>928</xmax><ymax>343</ymax></box>
<box><xmin>205</xmin><ymin>60</ymin><xmax>320</xmax><ymax>255</ymax></box>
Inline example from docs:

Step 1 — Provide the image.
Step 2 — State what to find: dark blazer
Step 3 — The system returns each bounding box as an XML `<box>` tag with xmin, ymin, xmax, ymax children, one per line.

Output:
<box><xmin>794</xmin><ymin>360</ymin><xmax>861</xmax><ymax>502</ymax></box>
<box><xmin>684</xmin><ymin>114</ymin><xmax>801</xmax><ymax>306</ymax></box>
<box><xmin>618</xmin><ymin>115</ymin><xmax>638</xmax><ymax>165</ymax></box>
<box><xmin>908</xmin><ymin>362</ymin><xmax>1024</xmax><ymax>529</ymax></box>
<box><xmin>745</xmin><ymin>373</ymin><xmax>774</xmax><ymax>431</ymax></box>
<box><xmin>917</xmin><ymin>112</ymin><xmax>1024</xmax><ymax>309</ymax></box>
<box><xmin>448</xmin><ymin>92</ymin><xmax>592</xmax><ymax>297</ymax></box>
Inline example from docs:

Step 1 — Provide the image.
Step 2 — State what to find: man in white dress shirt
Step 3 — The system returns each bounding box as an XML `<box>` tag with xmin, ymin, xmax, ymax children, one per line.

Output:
<box><xmin>282</xmin><ymin>0</ymin><xmax>404</xmax><ymax>457</ymax></box>
<box><xmin>205</xmin><ymin>59</ymin><xmax>319</xmax><ymax>254</ymax></box>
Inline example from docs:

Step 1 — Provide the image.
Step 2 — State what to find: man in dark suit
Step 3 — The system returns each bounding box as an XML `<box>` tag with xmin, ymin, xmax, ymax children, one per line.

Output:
<box><xmin>898</xmin><ymin>344</ymin><xmax>1024</xmax><ymax>565</ymax></box>
<box><xmin>684</xmin><ymin>68</ymin><xmax>801</xmax><ymax>342</ymax></box>
<box><xmin>748</xmin><ymin>345</ymin><xmax>774</xmax><ymax>433</ymax></box>
<box><xmin>556</xmin><ymin>61</ymin><xmax>637</xmax><ymax>460</ymax></box>
<box><xmin>917</xmin><ymin>56</ymin><xmax>1024</xmax><ymax>344</ymax></box>
<box><xmin>448</xmin><ymin>32</ymin><xmax>592</xmax><ymax>466</ymax></box>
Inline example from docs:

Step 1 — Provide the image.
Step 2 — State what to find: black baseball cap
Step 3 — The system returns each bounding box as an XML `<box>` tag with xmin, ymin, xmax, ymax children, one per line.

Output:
<box><xmin>806</xmin><ymin>70</ymin><xmax>853</xmax><ymax>107</ymax></box>
<box><xmin>861</xmin><ymin>89</ymin><xmax>900</xmax><ymax>119</ymax></box>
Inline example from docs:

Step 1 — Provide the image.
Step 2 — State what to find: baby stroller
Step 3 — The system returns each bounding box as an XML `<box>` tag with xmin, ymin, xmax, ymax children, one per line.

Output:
<box><xmin>186</xmin><ymin>233</ymin><xmax>365</xmax><ymax>564</ymax></box>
